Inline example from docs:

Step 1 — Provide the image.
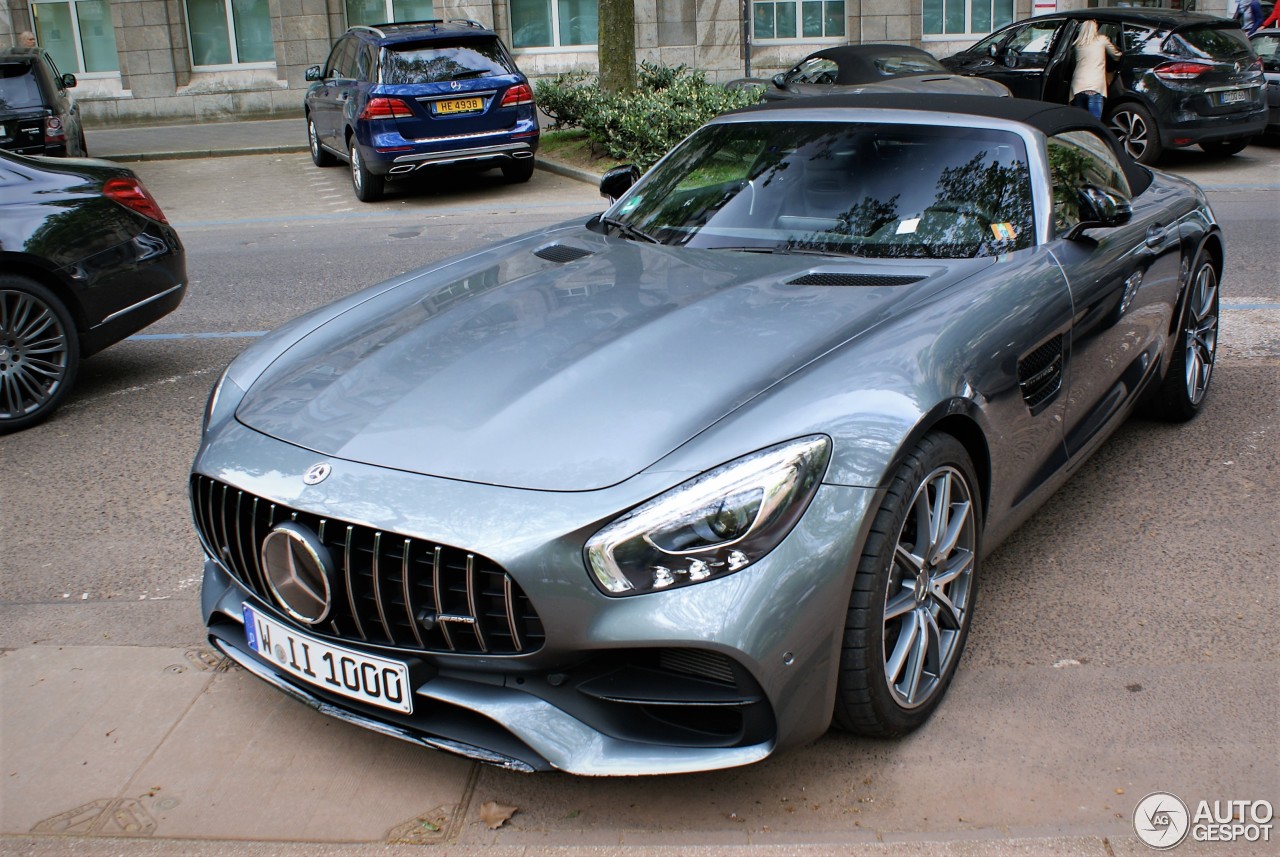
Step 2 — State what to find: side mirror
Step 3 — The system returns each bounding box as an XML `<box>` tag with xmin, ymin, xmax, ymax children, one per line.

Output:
<box><xmin>772</xmin><ymin>72</ymin><xmax>787</xmax><ymax>89</ymax></box>
<box><xmin>62</xmin><ymin>73</ymin><xmax>77</xmax><ymax>88</ymax></box>
<box><xmin>988</xmin><ymin>43</ymin><xmax>1001</xmax><ymax>58</ymax></box>
<box><xmin>1066</xmin><ymin>184</ymin><xmax>1133</xmax><ymax>239</ymax></box>
<box><xmin>1003</xmin><ymin>52</ymin><xmax>1018</xmax><ymax>69</ymax></box>
<box><xmin>600</xmin><ymin>164</ymin><xmax>640</xmax><ymax>202</ymax></box>
<box><xmin>305</xmin><ymin>65</ymin><xmax>322</xmax><ymax>82</ymax></box>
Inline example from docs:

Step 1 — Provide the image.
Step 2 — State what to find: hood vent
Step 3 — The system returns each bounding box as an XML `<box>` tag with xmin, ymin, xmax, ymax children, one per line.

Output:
<box><xmin>1018</xmin><ymin>335</ymin><xmax>1064</xmax><ymax>412</ymax></box>
<box><xmin>535</xmin><ymin>244</ymin><xmax>594</xmax><ymax>264</ymax></box>
<box><xmin>788</xmin><ymin>272</ymin><xmax>924</xmax><ymax>287</ymax></box>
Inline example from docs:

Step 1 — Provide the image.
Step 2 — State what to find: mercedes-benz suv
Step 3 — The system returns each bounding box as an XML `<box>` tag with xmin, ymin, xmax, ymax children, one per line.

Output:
<box><xmin>304</xmin><ymin>19</ymin><xmax>539</xmax><ymax>202</ymax></box>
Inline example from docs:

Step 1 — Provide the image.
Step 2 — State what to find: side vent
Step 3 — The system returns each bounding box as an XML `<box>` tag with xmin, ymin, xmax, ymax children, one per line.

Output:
<box><xmin>535</xmin><ymin>244</ymin><xmax>593</xmax><ymax>264</ymax></box>
<box><xmin>1017</xmin><ymin>335</ymin><xmax>1064</xmax><ymax>412</ymax></box>
<box><xmin>787</xmin><ymin>272</ymin><xmax>924</xmax><ymax>287</ymax></box>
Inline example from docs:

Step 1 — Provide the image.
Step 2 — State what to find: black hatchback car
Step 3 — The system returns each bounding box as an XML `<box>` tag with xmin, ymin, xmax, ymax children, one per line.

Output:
<box><xmin>941</xmin><ymin>8</ymin><xmax>1267</xmax><ymax>164</ymax></box>
<box><xmin>1</xmin><ymin>150</ymin><xmax>186</xmax><ymax>432</ymax></box>
<box><xmin>0</xmin><ymin>46</ymin><xmax>87</xmax><ymax>157</ymax></box>
<box><xmin>304</xmin><ymin>19</ymin><xmax>539</xmax><ymax>202</ymax></box>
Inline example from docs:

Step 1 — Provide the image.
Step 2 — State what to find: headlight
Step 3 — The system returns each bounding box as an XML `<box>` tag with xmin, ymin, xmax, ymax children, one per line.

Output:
<box><xmin>585</xmin><ymin>435</ymin><xmax>830</xmax><ymax>596</ymax></box>
<box><xmin>201</xmin><ymin>366</ymin><xmax>244</xmax><ymax>434</ymax></box>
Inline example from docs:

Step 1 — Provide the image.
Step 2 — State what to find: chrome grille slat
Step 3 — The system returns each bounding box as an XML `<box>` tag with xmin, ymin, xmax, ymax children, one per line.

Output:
<box><xmin>190</xmin><ymin>475</ymin><xmax>542</xmax><ymax>656</ymax></box>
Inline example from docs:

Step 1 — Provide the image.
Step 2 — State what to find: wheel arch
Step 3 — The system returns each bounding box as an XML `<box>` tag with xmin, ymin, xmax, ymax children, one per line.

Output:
<box><xmin>876</xmin><ymin>401</ymin><xmax>993</xmax><ymax>523</ymax></box>
<box><xmin>0</xmin><ymin>253</ymin><xmax>86</xmax><ymax>338</ymax></box>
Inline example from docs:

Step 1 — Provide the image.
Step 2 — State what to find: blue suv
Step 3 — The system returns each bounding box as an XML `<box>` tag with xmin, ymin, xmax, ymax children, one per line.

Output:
<box><xmin>304</xmin><ymin>20</ymin><xmax>539</xmax><ymax>202</ymax></box>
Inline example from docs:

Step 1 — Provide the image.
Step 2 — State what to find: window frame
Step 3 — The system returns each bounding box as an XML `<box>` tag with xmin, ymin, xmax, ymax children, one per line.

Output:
<box><xmin>510</xmin><ymin>0</ymin><xmax>599</xmax><ymax>52</ymax></box>
<box><xmin>922</xmin><ymin>0</ymin><xmax>1016</xmax><ymax>42</ymax></box>
<box><xmin>186</xmin><ymin>0</ymin><xmax>277</xmax><ymax>72</ymax></box>
<box><xmin>30</xmin><ymin>0</ymin><xmax>121</xmax><ymax>78</ymax></box>
<box><xmin>753</xmin><ymin>0</ymin><xmax>846</xmax><ymax>44</ymax></box>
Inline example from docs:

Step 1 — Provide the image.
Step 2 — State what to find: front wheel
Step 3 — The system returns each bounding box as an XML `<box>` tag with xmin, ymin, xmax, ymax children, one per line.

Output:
<box><xmin>350</xmin><ymin>140</ymin><xmax>384</xmax><ymax>202</ymax></box>
<box><xmin>0</xmin><ymin>276</ymin><xmax>80</xmax><ymax>434</ymax></box>
<box><xmin>1198</xmin><ymin>138</ymin><xmax>1251</xmax><ymax>158</ymax></box>
<box><xmin>501</xmin><ymin>157</ymin><xmax>536</xmax><ymax>183</ymax></box>
<box><xmin>834</xmin><ymin>432</ymin><xmax>981</xmax><ymax>736</ymax></box>
<box><xmin>1147</xmin><ymin>251</ymin><xmax>1219</xmax><ymax>422</ymax></box>
<box><xmin>1107</xmin><ymin>102</ymin><xmax>1163</xmax><ymax>165</ymax></box>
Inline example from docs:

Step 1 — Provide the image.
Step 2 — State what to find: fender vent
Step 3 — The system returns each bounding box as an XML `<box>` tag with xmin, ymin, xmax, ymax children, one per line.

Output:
<box><xmin>1018</xmin><ymin>335</ymin><xmax>1064</xmax><ymax>411</ymax></box>
<box><xmin>535</xmin><ymin>244</ymin><xmax>593</xmax><ymax>264</ymax></box>
<box><xmin>788</xmin><ymin>273</ymin><xmax>924</xmax><ymax>287</ymax></box>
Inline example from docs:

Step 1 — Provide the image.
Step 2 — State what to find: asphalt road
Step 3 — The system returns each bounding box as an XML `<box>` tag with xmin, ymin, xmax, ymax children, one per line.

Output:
<box><xmin>1</xmin><ymin>146</ymin><xmax>1277</xmax><ymax>854</ymax></box>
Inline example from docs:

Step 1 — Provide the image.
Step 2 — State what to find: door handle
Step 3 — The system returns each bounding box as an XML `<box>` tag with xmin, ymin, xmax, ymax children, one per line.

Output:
<box><xmin>1144</xmin><ymin>225</ymin><xmax>1167</xmax><ymax>250</ymax></box>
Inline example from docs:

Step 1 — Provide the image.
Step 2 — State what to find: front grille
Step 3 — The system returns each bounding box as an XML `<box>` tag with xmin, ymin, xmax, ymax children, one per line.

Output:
<box><xmin>1017</xmin><ymin>335</ymin><xmax>1064</xmax><ymax>411</ymax></box>
<box><xmin>787</xmin><ymin>272</ymin><xmax>924</xmax><ymax>287</ymax></box>
<box><xmin>191</xmin><ymin>475</ymin><xmax>545</xmax><ymax>655</ymax></box>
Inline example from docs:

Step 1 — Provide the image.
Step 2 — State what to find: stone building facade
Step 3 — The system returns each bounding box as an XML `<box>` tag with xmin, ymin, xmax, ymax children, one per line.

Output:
<box><xmin>0</xmin><ymin>0</ymin><xmax>1226</xmax><ymax>126</ymax></box>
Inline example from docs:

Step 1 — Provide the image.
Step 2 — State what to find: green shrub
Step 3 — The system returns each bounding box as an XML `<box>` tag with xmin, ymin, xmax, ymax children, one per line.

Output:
<box><xmin>534</xmin><ymin>65</ymin><xmax>758</xmax><ymax>169</ymax></box>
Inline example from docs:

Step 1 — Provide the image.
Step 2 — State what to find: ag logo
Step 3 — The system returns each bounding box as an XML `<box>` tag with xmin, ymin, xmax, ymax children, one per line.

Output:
<box><xmin>1134</xmin><ymin>792</ymin><xmax>1190</xmax><ymax>850</ymax></box>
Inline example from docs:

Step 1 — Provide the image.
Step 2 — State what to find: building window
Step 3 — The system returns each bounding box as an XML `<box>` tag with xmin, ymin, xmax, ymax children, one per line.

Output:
<box><xmin>753</xmin><ymin>0</ymin><xmax>844</xmax><ymax>40</ymax></box>
<box><xmin>510</xmin><ymin>0</ymin><xmax>598</xmax><ymax>49</ymax></box>
<box><xmin>345</xmin><ymin>0</ymin><xmax>435</xmax><ymax>28</ymax></box>
<box><xmin>31</xmin><ymin>0</ymin><xmax>119</xmax><ymax>75</ymax></box>
<box><xmin>923</xmin><ymin>0</ymin><xmax>1014</xmax><ymax>37</ymax></box>
<box><xmin>186</xmin><ymin>0</ymin><xmax>275</xmax><ymax>68</ymax></box>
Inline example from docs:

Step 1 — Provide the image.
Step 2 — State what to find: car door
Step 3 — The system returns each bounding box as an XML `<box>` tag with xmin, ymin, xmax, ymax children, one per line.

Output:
<box><xmin>311</xmin><ymin>37</ymin><xmax>356</xmax><ymax>151</ymax></box>
<box><xmin>986</xmin><ymin>18</ymin><xmax>1069</xmax><ymax>99</ymax></box>
<box><xmin>1046</xmin><ymin>130</ymin><xmax>1184</xmax><ymax>461</ymax></box>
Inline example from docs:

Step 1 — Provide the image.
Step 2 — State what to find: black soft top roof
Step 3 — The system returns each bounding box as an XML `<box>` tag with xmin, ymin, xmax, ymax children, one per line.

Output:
<box><xmin>803</xmin><ymin>44</ymin><xmax>946</xmax><ymax>84</ymax></box>
<box><xmin>733</xmin><ymin>93</ymin><xmax>1152</xmax><ymax>194</ymax></box>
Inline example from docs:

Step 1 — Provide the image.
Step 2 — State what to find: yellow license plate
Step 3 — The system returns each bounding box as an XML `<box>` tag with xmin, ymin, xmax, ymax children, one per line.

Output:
<box><xmin>435</xmin><ymin>97</ymin><xmax>483</xmax><ymax>115</ymax></box>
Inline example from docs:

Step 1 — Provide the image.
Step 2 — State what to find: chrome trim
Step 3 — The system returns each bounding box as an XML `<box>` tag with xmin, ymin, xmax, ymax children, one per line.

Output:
<box><xmin>465</xmin><ymin>554</ymin><xmax>486</xmax><ymax>653</ymax></box>
<box><xmin>370</xmin><ymin>531</ymin><xmax>394</xmax><ymax>640</ymax></box>
<box><xmin>402</xmin><ymin>537</ymin><xmax>425</xmax><ymax>647</ymax></box>
<box><xmin>432</xmin><ymin>545</ymin><xmax>454</xmax><ymax>650</ymax></box>
<box><xmin>99</xmin><ymin>283</ymin><xmax>184</xmax><ymax>324</ymax></box>
<box><xmin>1203</xmin><ymin>83</ymin><xmax>1263</xmax><ymax>93</ymax></box>
<box><xmin>503</xmin><ymin>574</ymin><xmax>521</xmax><ymax>651</ymax></box>
<box><xmin>343</xmin><ymin>525</ymin><xmax>366</xmax><ymax>640</ymax></box>
<box><xmin>391</xmin><ymin>141</ymin><xmax>531</xmax><ymax>164</ymax></box>
<box><xmin>417</xmin><ymin>89</ymin><xmax>496</xmax><ymax>103</ymax></box>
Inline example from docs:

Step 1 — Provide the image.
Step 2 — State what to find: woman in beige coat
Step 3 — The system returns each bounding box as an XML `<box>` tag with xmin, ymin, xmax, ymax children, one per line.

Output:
<box><xmin>1070</xmin><ymin>20</ymin><xmax>1121</xmax><ymax>119</ymax></box>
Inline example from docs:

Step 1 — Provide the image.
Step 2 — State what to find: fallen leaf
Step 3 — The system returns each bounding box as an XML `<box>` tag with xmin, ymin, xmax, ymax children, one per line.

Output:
<box><xmin>1115</xmin><ymin>788</ymin><xmax>1125</xmax><ymax>795</ymax></box>
<box><xmin>565</xmin><ymin>809</ymin><xmax>581</xmax><ymax>819</ymax></box>
<box><xmin>420</xmin><ymin>821</ymin><xmax>440</xmax><ymax>832</ymax></box>
<box><xmin>479</xmin><ymin>800</ymin><xmax>517</xmax><ymax>830</ymax></box>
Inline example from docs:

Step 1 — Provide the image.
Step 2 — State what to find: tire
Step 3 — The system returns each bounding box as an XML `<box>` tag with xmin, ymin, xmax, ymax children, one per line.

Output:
<box><xmin>1198</xmin><ymin>137</ymin><xmax>1251</xmax><ymax>158</ymax></box>
<box><xmin>501</xmin><ymin>157</ymin><xmax>536</xmax><ymax>183</ymax></box>
<box><xmin>308</xmin><ymin>116</ymin><xmax>337</xmax><ymax>167</ymax></box>
<box><xmin>0</xmin><ymin>276</ymin><xmax>79</xmax><ymax>434</ymax></box>
<box><xmin>77</xmin><ymin>129</ymin><xmax>89</xmax><ymax>157</ymax></box>
<box><xmin>1147</xmin><ymin>250</ymin><xmax>1219</xmax><ymax>422</ymax></box>
<box><xmin>834</xmin><ymin>432</ymin><xmax>981</xmax><ymax>737</ymax></box>
<box><xmin>1106</xmin><ymin>102</ymin><xmax>1163</xmax><ymax>165</ymax></box>
<box><xmin>349</xmin><ymin>139</ymin><xmax>384</xmax><ymax>202</ymax></box>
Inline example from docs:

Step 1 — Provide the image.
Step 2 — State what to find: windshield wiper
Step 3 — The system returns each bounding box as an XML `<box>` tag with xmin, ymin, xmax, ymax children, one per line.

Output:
<box><xmin>600</xmin><ymin>217</ymin><xmax>660</xmax><ymax>244</ymax></box>
<box><xmin>448</xmin><ymin>68</ymin><xmax>488</xmax><ymax>80</ymax></box>
<box><xmin>708</xmin><ymin>245</ymin><xmax>859</xmax><ymax>258</ymax></box>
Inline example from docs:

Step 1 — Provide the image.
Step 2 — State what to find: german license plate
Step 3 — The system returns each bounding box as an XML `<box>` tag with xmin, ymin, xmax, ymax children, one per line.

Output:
<box><xmin>1220</xmin><ymin>89</ymin><xmax>1249</xmax><ymax>104</ymax></box>
<box><xmin>435</xmin><ymin>97</ymin><xmax>483</xmax><ymax>115</ymax></box>
<box><xmin>243</xmin><ymin>603</ymin><xmax>412</xmax><ymax>714</ymax></box>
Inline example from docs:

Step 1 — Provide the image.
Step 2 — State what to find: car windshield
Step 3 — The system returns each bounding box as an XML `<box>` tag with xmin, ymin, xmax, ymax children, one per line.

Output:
<box><xmin>873</xmin><ymin>53</ymin><xmax>946</xmax><ymax>75</ymax></box>
<box><xmin>0</xmin><ymin>63</ymin><xmax>42</xmax><ymax>110</ymax></box>
<box><xmin>1166</xmin><ymin>25</ymin><xmax>1254</xmax><ymax>61</ymax></box>
<box><xmin>606</xmin><ymin>121</ymin><xmax>1035</xmax><ymax>259</ymax></box>
<box><xmin>381</xmin><ymin>39</ymin><xmax>513</xmax><ymax>84</ymax></box>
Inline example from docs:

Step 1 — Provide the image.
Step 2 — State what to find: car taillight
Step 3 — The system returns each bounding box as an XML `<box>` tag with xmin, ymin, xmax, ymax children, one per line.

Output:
<box><xmin>1153</xmin><ymin>61</ymin><xmax>1213</xmax><ymax>81</ymax></box>
<box><xmin>1247</xmin><ymin>56</ymin><xmax>1263</xmax><ymax>73</ymax></box>
<box><xmin>103</xmin><ymin>176</ymin><xmax>169</xmax><ymax>223</ymax></box>
<box><xmin>359</xmin><ymin>97</ymin><xmax>415</xmax><ymax>120</ymax></box>
<box><xmin>43</xmin><ymin>116</ymin><xmax>66</xmax><ymax>143</ymax></box>
<box><xmin>500</xmin><ymin>83</ymin><xmax>534</xmax><ymax>107</ymax></box>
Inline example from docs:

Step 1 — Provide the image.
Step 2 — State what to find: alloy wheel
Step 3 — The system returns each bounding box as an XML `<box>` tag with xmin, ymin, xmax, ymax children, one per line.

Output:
<box><xmin>1109</xmin><ymin>109</ymin><xmax>1149</xmax><ymax>161</ymax></box>
<box><xmin>0</xmin><ymin>288</ymin><xmax>71</xmax><ymax>421</ymax></box>
<box><xmin>351</xmin><ymin>144</ymin><xmax>363</xmax><ymax>193</ymax></box>
<box><xmin>1184</xmin><ymin>262</ymin><xmax>1218</xmax><ymax>406</ymax></box>
<box><xmin>882</xmin><ymin>465</ymin><xmax>976</xmax><ymax>710</ymax></box>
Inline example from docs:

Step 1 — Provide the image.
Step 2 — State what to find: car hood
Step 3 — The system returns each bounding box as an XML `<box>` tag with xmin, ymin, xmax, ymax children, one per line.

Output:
<box><xmin>236</xmin><ymin>231</ymin><xmax>985</xmax><ymax>491</ymax></box>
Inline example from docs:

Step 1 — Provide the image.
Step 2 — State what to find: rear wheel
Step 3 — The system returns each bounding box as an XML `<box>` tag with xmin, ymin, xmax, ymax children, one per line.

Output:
<box><xmin>501</xmin><ymin>157</ymin><xmax>536</xmax><ymax>183</ymax></box>
<box><xmin>1107</xmin><ymin>102</ymin><xmax>1163</xmax><ymax>165</ymax></box>
<box><xmin>308</xmin><ymin>116</ymin><xmax>337</xmax><ymax>167</ymax></box>
<box><xmin>1147</xmin><ymin>250</ymin><xmax>1219</xmax><ymax>422</ymax></box>
<box><xmin>0</xmin><ymin>276</ymin><xmax>79</xmax><ymax>434</ymax></box>
<box><xmin>1198</xmin><ymin>138</ymin><xmax>1251</xmax><ymax>158</ymax></box>
<box><xmin>834</xmin><ymin>433</ymin><xmax>981</xmax><ymax>736</ymax></box>
<box><xmin>350</xmin><ymin>140</ymin><xmax>384</xmax><ymax>202</ymax></box>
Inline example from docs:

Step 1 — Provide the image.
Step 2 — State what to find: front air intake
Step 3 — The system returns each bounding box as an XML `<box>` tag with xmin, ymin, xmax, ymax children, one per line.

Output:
<box><xmin>534</xmin><ymin>244</ymin><xmax>593</xmax><ymax>263</ymax></box>
<box><xmin>787</xmin><ymin>272</ymin><xmax>924</xmax><ymax>287</ymax></box>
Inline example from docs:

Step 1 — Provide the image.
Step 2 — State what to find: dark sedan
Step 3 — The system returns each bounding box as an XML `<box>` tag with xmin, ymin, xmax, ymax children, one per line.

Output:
<box><xmin>766</xmin><ymin>44</ymin><xmax>1010</xmax><ymax>100</ymax></box>
<box><xmin>193</xmin><ymin>94</ymin><xmax>1220</xmax><ymax>774</ymax></box>
<box><xmin>1</xmin><ymin>151</ymin><xmax>186</xmax><ymax>432</ymax></box>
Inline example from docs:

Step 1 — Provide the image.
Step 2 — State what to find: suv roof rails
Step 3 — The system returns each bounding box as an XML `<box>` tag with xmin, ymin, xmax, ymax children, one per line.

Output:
<box><xmin>353</xmin><ymin>19</ymin><xmax>490</xmax><ymax>38</ymax></box>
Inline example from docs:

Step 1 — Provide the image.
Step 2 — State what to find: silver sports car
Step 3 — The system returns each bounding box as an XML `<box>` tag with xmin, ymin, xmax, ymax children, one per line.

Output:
<box><xmin>192</xmin><ymin>94</ymin><xmax>1221</xmax><ymax>775</ymax></box>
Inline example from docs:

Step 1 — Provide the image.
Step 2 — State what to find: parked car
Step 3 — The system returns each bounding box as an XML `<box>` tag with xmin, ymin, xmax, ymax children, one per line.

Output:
<box><xmin>0</xmin><ymin>46</ymin><xmax>87</xmax><ymax>157</ymax></box>
<box><xmin>767</xmin><ymin>44</ymin><xmax>1010</xmax><ymax>100</ymax></box>
<box><xmin>1250</xmin><ymin>26</ymin><xmax>1280</xmax><ymax>134</ymax></box>
<box><xmin>941</xmin><ymin>8</ymin><xmax>1267</xmax><ymax>164</ymax></box>
<box><xmin>194</xmin><ymin>93</ymin><xmax>1222</xmax><ymax>775</ymax></box>
<box><xmin>303</xmin><ymin>19</ymin><xmax>539</xmax><ymax>202</ymax></box>
<box><xmin>0</xmin><ymin>150</ymin><xmax>185</xmax><ymax>432</ymax></box>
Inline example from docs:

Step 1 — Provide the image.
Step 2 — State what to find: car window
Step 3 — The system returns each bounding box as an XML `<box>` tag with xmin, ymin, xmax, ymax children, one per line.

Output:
<box><xmin>382</xmin><ymin>39</ymin><xmax>515</xmax><ymax>84</ymax></box>
<box><xmin>42</xmin><ymin>53</ymin><xmax>65</xmax><ymax>92</ymax></box>
<box><xmin>355</xmin><ymin>43</ymin><xmax>376</xmax><ymax>82</ymax></box>
<box><xmin>788</xmin><ymin>57</ymin><xmax>839</xmax><ymax>85</ymax></box>
<box><xmin>609</xmin><ymin>121</ymin><xmax>1035</xmax><ymax>259</ymax></box>
<box><xmin>1166</xmin><ymin>25</ymin><xmax>1254</xmax><ymax>62</ymax></box>
<box><xmin>0</xmin><ymin>62</ymin><xmax>43</xmax><ymax>109</ymax></box>
<box><xmin>1254</xmin><ymin>33</ymin><xmax>1280</xmax><ymax>69</ymax></box>
<box><xmin>1122</xmin><ymin>23</ymin><xmax>1161</xmax><ymax>55</ymax></box>
<box><xmin>873</xmin><ymin>53</ymin><xmax>945</xmax><ymax>75</ymax></box>
<box><xmin>325</xmin><ymin>38</ymin><xmax>355</xmax><ymax>79</ymax></box>
<box><xmin>1047</xmin><ymin>130</ymin><xmax>1132</xmax><ymax>236</ymax></box>
<box><xmin>1007</xmin><ymin>20</ymin><xmax>1062</xmax><ymax>59</ymax></box>
<box><xmin>969</xmin><ymin>29</ymin><xmax>1009</xmax><ymax>57</ymax></box>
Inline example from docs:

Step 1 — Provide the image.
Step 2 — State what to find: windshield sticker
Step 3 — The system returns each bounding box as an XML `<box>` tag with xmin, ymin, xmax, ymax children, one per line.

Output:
<box><xmin>896</xmin><ymin>218</ymin><xmax>921</xmax><ymax>235</ymax></box>
<box><xmin>618</xmin><ymin>197</ymin><xmax>642</xmax><ymax>214</ymax></box>
<box><xmin>991</xmin><ymin>222</ymin><xmax>1017</xmax><ymax>240</ymax></box>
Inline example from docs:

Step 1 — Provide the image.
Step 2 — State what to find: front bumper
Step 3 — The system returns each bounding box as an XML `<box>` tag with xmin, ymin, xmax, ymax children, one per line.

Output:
<box><xmin>194</xmin><ymin>420</ymin><xmax>874</xmax><ymax>775</ymax></box>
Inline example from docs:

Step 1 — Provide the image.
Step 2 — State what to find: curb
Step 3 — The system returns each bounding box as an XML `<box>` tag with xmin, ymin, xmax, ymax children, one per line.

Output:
<box><xmin>535</xmin><ymin>156</ymin><xmax>603</xmax><ymax>187</ymax></box>
<box><xmin>100</xmin><ymin>144</ymin><xmax>309</xmax><ymax>163</ymax></box>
